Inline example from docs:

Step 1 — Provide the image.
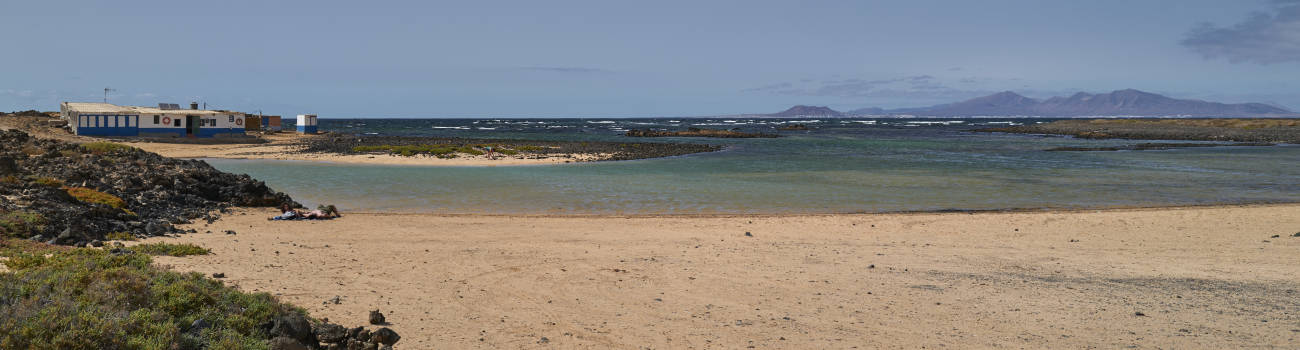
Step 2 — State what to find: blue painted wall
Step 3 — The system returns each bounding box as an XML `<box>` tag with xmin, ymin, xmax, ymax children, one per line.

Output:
<box><xmin>77</xmin><ymin>114</ymin><xmax>246</xmax><ymax>138</ymax></box>
<box><xmin>137</xmin><ymin>128</ymin><xmax>186</xmax><ymax>137</ymax></box>
<box><xmin>297</xmin><ymin>125</ymin><xmax>317</xmax><ymax>134</ymax></box>
<box><xmin>76</xmin><ymin>114</ymin><xmax>139</xmax><ymax>137</ymax></box>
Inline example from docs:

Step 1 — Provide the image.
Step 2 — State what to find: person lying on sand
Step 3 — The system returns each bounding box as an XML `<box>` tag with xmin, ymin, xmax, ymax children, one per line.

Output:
<box><xmin>270</xmin><ymin>204</ymin><xmax>342</xmax><ymax>220</ymax></box>
<box><xmin>302</xmin><ymin>205</ymin><xmax>342</xmax><ymax>219</ymax></box>
<box><xmin>270</xmin><ymin>203</ymin><xmax>299</xmax><ymax>220</ymax></box>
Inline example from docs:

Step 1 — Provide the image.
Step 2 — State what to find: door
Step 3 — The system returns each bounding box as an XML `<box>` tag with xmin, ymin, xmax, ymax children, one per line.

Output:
<box><xmin>186</xmin><ymin>115</ymin><xmax>200</xmax><ymax>137</ymax></box>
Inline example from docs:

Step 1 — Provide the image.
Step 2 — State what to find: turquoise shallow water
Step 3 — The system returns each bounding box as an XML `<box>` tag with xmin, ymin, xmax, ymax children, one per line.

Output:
<box><xmin>205</xmin><ymin>118</ymin><xmax>1300</xmax><ymax>214</ymax></box>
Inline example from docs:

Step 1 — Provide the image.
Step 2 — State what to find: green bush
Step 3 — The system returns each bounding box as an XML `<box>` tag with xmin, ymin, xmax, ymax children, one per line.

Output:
<box><xmin>80</xmin><ymin>141</ymin><xmax>136</xmax><ymax>155</ymax></box>
<box><xmin>0</xmin><ymin>211</ymin><xmax>46</xmax><ymax>238</ymax></box>
<box><xmin>130</xmin><ymin>243</ymin><xmax>211</xmax><ymax>257</ymax></box>
<box><xmin>30</xmin><ymin>177</ymin><xmax>63</xmax><ymax>187</ymax></box>
<box><xmin>65</xmin><ymin>187</ymin><xmax>126</xmax><ymax>209</ymax></box>
<box><xmin>0</xmin><ymin>241</ymin><xmax>301</xmax><ymax>350</ymax></box>
<box><xmin>105</xmin><ymin>231</ymin><xmax>137</xmax><ymax>241</ymax></box>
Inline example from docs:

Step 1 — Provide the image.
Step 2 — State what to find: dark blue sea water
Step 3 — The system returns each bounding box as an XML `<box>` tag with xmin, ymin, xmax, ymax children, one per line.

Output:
<box><xmin>206</xmin><ymin>118</ymin><xmax>1300</xmax><ymax>214</ymax></box>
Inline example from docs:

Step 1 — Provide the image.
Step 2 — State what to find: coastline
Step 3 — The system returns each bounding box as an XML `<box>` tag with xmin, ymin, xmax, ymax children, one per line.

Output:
<box><xmin>976</xmin><ymin>118</ymin><xmax>1300</xmax><ymax>143</ymax></box>
<box><xmin>120</xmin><ymin>133</ymin><xmax>612</xmax><ymax>166</ymax></box>
<box><xmin>329</xmin><ymin>201</ymin><xmax>1300</xmax><ymax>217</ymax></box>
<box><xmin>143</xmin><ymin>203</ymin><xmax>1300</xmax><ymax>348</ymax></box>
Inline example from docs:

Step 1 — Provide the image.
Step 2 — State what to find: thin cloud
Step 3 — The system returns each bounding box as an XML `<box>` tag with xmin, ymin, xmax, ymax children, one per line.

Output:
<box><xmin>519</xmin><ymin>66</ymin><xmax>613</xmax><ymax>74</ymax></box>
<box><xmin>741</xmin><ymin>82</ymin><xmax>794</xmax><ymax>93</ymax></box>
<box><xmin>1181</xmin><ymin>2</ymin><xmax>1300</xmax><ymax>64</ymax></box>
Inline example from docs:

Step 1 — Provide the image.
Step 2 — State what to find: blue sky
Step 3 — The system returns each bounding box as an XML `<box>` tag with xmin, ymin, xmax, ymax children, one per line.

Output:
<box><xmin>2</xmin><ymin>0</ymin><xmax>1298</xmax><ymax>117</ymax></box>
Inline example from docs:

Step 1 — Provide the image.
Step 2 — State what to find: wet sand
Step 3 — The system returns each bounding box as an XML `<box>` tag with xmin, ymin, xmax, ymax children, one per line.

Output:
<box><xmin>142</xmin><ymin>204</ymin><xmax>1300</xmax><ymax>349</ymax></box>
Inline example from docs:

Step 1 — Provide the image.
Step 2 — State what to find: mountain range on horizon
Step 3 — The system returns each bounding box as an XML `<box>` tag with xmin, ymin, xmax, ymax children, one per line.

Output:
<box><xmin>767</xmin><ymin>89</ymin><xmax>1295</xmax><ymax>117</ymax></box>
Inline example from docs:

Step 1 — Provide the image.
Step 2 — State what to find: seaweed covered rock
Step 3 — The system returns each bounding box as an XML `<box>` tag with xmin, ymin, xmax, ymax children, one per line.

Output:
<box><xmin>300</xmin><ymin>134</ymin><xmax>723</xmax><ymax>162</ymax></box>
<box><xmin>0</xmin><ymin>130</ymin><xmax>296</xmax><ymax>244</ymax></box>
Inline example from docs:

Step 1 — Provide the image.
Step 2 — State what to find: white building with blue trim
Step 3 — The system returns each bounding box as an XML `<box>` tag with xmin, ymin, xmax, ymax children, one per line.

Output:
<box><xmin>296</xmin><ymin>114</ymin><xmax>318</xmax><ymax>134</ymax></box>
<box><xmin>60</xmin><ymin>102</ymin><xmax>246</xmax><ymax>138</ymax></box>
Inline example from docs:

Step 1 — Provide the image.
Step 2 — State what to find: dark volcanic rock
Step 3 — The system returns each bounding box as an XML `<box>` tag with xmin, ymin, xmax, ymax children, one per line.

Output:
<box><xmin>348</xmin><ymin>327</ymin><xmax>370</xmax><ymax>342</ymax></box>
<box><xmin>268</xmin><ymin>313</ymin><xmax>317</xmax><ymax>346</ymax></box>
<box><xmin>269</xmin><ymin>336</ymin><xmax>312</xmax><ymax>350</ymax></box>
<box><xmin>299</xmin><ymin>134</ymin><xmax>721</xmax><ymax>162</ymax></box>
<box><xmin>977</xmin><ymin>119</ymin><xmax>1300</xmax><ymax>143</ymax></box>
<box><xmin>1044</xmin><ymin>142</ymin><xmax>1274</xmax><ymax>152</ymax></box>
<box><xmin>0</xmin><ymin>130</ymin><xmax>296</xmax><ymax>244</ymax></box>
<box><xmin>626</xmin><ymin>127</ymin><xmax>778</xmax><ymax>138</ymax></box>
<box><xmin>371</xmin><ymin>327</ymin><xmax>400</xmax><ymax>346</ymax></box>
<box><xmin>315</xmin><ymin>323</ymin><xmax>350</xmax><ymax>344</ymax></box>
<box><xmin>368</xmin><ymin>310</ymin><xmax>386</xmax><ymax>325</ymax></box>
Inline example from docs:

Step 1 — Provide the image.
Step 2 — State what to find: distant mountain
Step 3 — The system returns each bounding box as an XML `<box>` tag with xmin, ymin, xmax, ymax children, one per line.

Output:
<box><xmin>887</xmin><ymin>89</ymin><xmax>1293</xmax><ymax>117</ymax></box>
<box><xmin>768</xmin><ymin>105</ymin><xmax>843</xmax><ymax>117</ymax></box>
<box><xmin>892</xmin><ymin>91</ymin><xmax>1040</xmax><ymax>116</ymax></box>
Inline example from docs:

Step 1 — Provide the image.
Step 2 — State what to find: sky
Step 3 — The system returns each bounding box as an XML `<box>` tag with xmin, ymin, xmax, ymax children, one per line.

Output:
<box><xmin>2</xmin><ymin>0</ymin><xmax>1299</xmax><ymax>118</ymax></box>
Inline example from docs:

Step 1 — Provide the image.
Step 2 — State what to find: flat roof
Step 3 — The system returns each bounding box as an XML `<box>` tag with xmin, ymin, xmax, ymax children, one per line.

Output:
<box><xmin>64</xmin><ymin>102</ymin><xmax>240</xmax><ymax>116</ymax></box>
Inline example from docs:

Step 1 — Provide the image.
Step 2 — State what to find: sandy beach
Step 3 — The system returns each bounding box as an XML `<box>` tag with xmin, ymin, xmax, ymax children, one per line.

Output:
<box><xmin>140</xmin><ymin>204</ymin><xmax>1300</xmax><ymax>349</ymax></box>
<box><xmin>119</xmin><ymin>133</ymin><xmax>606</xmax><ymax>166</ymax></box>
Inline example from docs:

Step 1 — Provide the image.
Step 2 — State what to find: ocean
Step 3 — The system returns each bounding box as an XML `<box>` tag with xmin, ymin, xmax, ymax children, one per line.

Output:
<box><xmin>204</xmin><ymin>118</ymin><xmax>1300</xmax><ymax>214</ymax></box>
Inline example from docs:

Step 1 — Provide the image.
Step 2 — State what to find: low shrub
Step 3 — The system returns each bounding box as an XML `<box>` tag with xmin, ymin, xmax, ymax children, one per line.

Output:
<box><xmin>31</xmin><ymin>176</ymin><xmax>63</xmax><ymax>187</ymax></box>
<box><xmin>80</xmin><ymin>141</ymin><xmax>136</xmax><ymax>155</ymax></box>
<box><xmin>130</xmin><ymin>243</ymin><xmax>210</xmax><ymax>257</ymax></box>
<box><xmin>0</xmin><ymin>211</ymin><xmax>46</xmax><ymax>238</ymax></box>
<box><xmin>0</xmin><ymin>239</ymin><xmax>303</xmax><ymax>350</ymax></box>
<box><xmin>64</xmin><ymin>187</ymin><xmax>126</xmax><ymax>209</ymax></box>
<box><xmin>20</xmin><ymin>145</ymin><xmax>43</xmax><ymax>156</ymax></box>
<box><xmin>105</xmin><ymin>231</ymin><xmax>137</xmax><ymax>241</ymax></box>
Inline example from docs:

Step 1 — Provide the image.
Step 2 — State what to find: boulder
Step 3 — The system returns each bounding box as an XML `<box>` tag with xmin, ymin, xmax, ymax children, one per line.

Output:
<box><xmin>0</xmin><ymin>156</ymin><xmax>18</xmax><ymax>174</ymax></box>
<box><xmin>268</xmin><ymin>313</ymin><xmax>317</xmax><ymax>346</ymax></box>
<box><xmin>371</xmin><ymin>327</ymin><xmax>400</xmax><ymax>346</ymax></box>
<box><xmin>368</xmin><ymin>310</ymin><xmax>385</xmax><ymax>325</ymax></box>
<box><xmin>268</xmin><ymin>336</ymin><xmax>312</xmax><ymax>350</ymax></box>
<box><xmin>348</xmin><ymin>327</ymin><xmax>370</xmax><ymax>342</ymax></box>
<box><xmin>314</xmin><ymin>322</ymin><xmax>349</xmax><ymax>344</ymax></box>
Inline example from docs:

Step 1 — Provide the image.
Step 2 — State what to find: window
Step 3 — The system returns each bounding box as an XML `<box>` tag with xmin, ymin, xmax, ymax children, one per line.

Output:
<box><xmin>153</xmin><ymin>115</ymin><xmax>160</xmax><ymax>124</ymax></box>
<box><xmin>174</xmin><ymin>118</ymin><xmax>181</xmax><ymax>127</ymax></box>
<box><xmin>228</xmin><ymin>116</ymin><xmax>235</xmax><ymax>123</ymax></box>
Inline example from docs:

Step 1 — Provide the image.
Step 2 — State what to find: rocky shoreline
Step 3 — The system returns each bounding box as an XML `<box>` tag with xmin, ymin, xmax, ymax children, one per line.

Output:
<box><xmin>625</xmin><ymin>127</ymin><xmax>779</xmax><ymax>138</ymax></box>
<box><xmin>297</xmin><ymin>134</ymin><xmax>722</xmax><ymax>161</ymax></box>
<box><xmin>0</xmin><ymin>129</ymin><xmax>404</xmax><ymax>349</ymax></box>
<box><xmin>976</xmin><ymin>118</ymin><xmax>1300</xmax><ymax>143</ymax></box>
<box><xmin>1045</xmin><ymin>142</ymin><xmax>1275</xmax><ymax>152</ymax></box>
<box><xmin>0</xmin><ymin>130</ymin><xmax>295</xmax><ymax>246</ymax></box>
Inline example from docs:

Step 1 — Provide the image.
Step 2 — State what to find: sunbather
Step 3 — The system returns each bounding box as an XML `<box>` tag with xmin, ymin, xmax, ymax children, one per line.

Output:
<box><xmin>270</xmin><ymin>204</ymin><xmax>341</xmax><ymax>220</ymax></box>
<box><xmin>270</xmin><ymin>203</ymin><xmax>299</xmax><ymax>220</ymax></box>
<box><xmin>302</xmin><ymin>205</ymin><xmax>342</xmax><ymax>219</ymax></box>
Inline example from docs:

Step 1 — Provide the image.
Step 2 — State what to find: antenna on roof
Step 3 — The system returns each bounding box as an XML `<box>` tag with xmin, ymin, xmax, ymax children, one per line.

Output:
<box><xmin>103</xmin><ymin>87</ymin><xmax>116</xmax><ymax>103</ymax></box>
